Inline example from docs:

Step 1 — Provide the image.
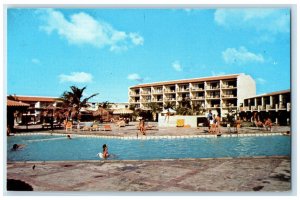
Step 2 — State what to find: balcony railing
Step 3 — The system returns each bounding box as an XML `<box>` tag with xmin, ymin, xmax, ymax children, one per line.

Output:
<box><xmin>222</xmin><ymin>94</ymin><xmax>236</xmax><ymax>98</ymax></box>
<box><xmin>152</xmin><ymin>90</ymin><xmax>163</xmax><ymax>94</ymax></box>
<box><xmin>221</xmin><ymin>85</ymin><xmax>236</xmax><ymax>89</ymax></box>
<box><xmin>177</xmin><ymin>88</ymin><xmax>190</xmax><ymax>92</ymax></box>
<box><xmin>191</xmin><ymin>87</ymin><xmax>204</xmax><ymax>91</ymax></box>
<box><xmin>164</xmin><ymin>89</ymin><xmax>176</xmax><ymax>93</ymax></box>
<box><xmin>206</xmin><ymin>86</ymin><xmax>220</xmax><ymax>90</ymax></box>
<box><xmin>206</xmin><ymin>95</ymin><xmax>220</xmax><ymax>99</ymax></box>
<box><xmin>129</xmin><ymin>92</ymin><xmax>140</xmax><ymax>96</ymax></box>
<box><xmin>141</xmin><ymin>91</ymin><xmax>151</xmax><ymax>95</ymax></box>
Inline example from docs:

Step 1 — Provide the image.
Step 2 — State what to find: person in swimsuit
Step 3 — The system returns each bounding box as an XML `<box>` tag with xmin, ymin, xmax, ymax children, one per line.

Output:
<box><xmin>12</xmin><ymin>144</ymin><xmax>25</xmax><ymax>151</ymax></box>
<box><xmin>102</xmin><ymin>144</ymin><xmax>109</xmax><ymax>159</ymax></box>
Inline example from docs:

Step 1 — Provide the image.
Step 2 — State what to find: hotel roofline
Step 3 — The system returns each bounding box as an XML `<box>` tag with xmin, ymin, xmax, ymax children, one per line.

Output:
<box><xmin>8</xmin><ymin>95</ymin><xmax>61</xmax><ymax>102</ymax></box>
<box><xmin>129</xmin><ymin>73</ymin><xmax>242</xmax><ymax>89</ymax></box>
<box><xmin>244</xmin><ymin>89</ymin><xmax>290</xmax><ymax>99</ymax></box>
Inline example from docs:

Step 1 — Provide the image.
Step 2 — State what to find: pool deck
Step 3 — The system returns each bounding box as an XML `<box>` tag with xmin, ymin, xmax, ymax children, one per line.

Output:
<box><xmin>7</xmin><ymin>157</ymin><xmax>291</xmax><ymax>192</ymax></box>
<box><xmin>7</xmin><ymin>123</ymin><xmax>292</xmax><ymax>192</ymax></box>
<box><xmin>13</xmin><ymin>122</ymin><xmax>291</xmax><ymax>138</ymax></box>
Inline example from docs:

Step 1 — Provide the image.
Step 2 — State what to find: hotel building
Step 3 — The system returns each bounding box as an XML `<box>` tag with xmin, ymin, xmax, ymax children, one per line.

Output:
<box><xmin>129</xmin><ymin>73</ymin><xmax>256</xmax><ymax>118</ymax></box>
<box><xmin>8</xmin><ymin>95</ymin><xmax>61</xmax><ymax>124</ymax></box>
<box><xmin>241</xmin><ymin>89</ymin><xmax>291</xmax><ymax>125</ymax></box>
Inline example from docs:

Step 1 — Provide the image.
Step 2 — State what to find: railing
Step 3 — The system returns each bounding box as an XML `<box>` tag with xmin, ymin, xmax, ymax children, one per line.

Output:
<box><xmin>141</xmin><ymin>91</ymin><xmax>151</xmax><ymax>95</ymax></box>
<box><xmin>152</xmin><ymin>90</ymin><xmax>163</xmax><ymax>94</ymax></box>
<box><xmin>164</xmin><ymin>89</ymin><xmax>176</xmax><ymax>93</ymax></box>
<box><xmin>206</xmin><ymin>86</ymin><xmax>220</xmax><ymax>90</ymax></box>
<box><xmin>221</xmin><ymin>85</ymin><xmax>236</xmax><ymax>89</ymax></box>
<box><xmin>191</xmin><ymin>87</ymin><xmax>204</xmax><ymax>91</ymax></box>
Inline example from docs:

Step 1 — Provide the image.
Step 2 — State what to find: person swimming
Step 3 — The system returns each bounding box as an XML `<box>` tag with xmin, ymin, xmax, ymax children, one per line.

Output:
<box><xmin>12</xmin><ymin>144</ymin><xmax>25</xmax><ymax>151</ymax></box>
<box><xmin>102</xmin><ymin>144</ymin><xmax>109</xmax><ymax>159</ymax></box>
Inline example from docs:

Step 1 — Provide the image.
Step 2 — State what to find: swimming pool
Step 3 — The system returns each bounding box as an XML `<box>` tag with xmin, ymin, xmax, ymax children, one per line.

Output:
<box><xmin>7</xmin><ymin>134</ymin><xmax>290</xmax><ymax>161</ymax></box>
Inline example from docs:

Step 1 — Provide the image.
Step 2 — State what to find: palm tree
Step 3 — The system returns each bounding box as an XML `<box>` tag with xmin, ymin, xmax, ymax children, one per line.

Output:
<box><xmin>163</xmin><ymin>101</ymin><xmax>176</xmax><ymax>110</ymax></box>
<box><xmin>98</xmin><ymin>101</ymin><xmax>113</xmax><ymax>109</ymax></box>
<box><xmin>60</xmin><ymin>86</ymin><xmax>99</xmax><ymax>121</ymax></box>
<box><xmin>146</xmin><ymin>102</ymin><xmax>162</xmax><ymax>121</ymax></box>
<box><xmin>176</xmin><ymin>97</ymin><xmax>193</xmax><ymax>115</ymax></box>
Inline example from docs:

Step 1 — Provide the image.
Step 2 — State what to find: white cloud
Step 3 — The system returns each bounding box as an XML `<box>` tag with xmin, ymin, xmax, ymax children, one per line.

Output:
<box><xmin>222</xmin><ymin>46</ymin><xmax>264</xmax><ymax>65</ymax></box>
<box><xmin>129</xmin><ymin>33</ymin><xmax>144</xmax><ymax>45</ymax></box>
<box><xmin>214</xmin><ymin>9</ymin><xmax>290</xmax><ymax>34</ymax></box>
<box><xmin>172</xmin><ymin>61</ymin><xmax>183</xmax><ymax>72</ymax></box>
<box><xmin>39</xmin><ymin>9</ymin><xmax>144</xmax><ymax>51</ymax></box>
<box><xmin>31</xmin><ymin>58</ymin><xmax>40</xmax><ymax>65</ymax></box>
<box><xmin>59</xmin><ymin>72</ymin><xmax>93</xmax><ymax>83</ymax></box>
<box><xmin>256</xmin><ymin>78</ymin><xmax>267</xmax><ymax>85</ymax></box>
<box><xmin>127</xmin><ymin>73</ymin><xmax>143</xmax><ymax>82</ymax></box>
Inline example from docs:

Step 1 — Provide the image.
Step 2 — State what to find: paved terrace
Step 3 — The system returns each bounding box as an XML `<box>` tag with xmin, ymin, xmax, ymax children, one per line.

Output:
<box><xmin>7</xmin><ymin>157</ymin><xmax>291</xmax><ymax>192</ymax></box>
<box><xmin>7</xmin><ymin>123</ymin><xmax>291</xmax><ymax>192</ymax></box>
<box><xmin>13</xmin><ymin>122</ymin><xmax>291</xmax><ymax>137</ymax></box>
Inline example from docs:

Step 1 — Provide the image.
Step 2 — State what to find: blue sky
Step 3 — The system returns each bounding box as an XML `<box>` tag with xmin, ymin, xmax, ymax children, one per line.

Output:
<box><xmin>7</xmin><ymin>8</ymin><xmax>291</xmax><ymax>102</ymax></box>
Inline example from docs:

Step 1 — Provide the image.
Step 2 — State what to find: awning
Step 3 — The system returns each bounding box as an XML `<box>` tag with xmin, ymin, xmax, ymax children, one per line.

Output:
<box><xmin>113</xmin><ymin>108</ymin><xmax>134</xmax><ymax>115</ymax></box>
<box><xmin>161</xmin><ymin>108</ymin><xmax>176</xmax><ymax>114</ymax></box>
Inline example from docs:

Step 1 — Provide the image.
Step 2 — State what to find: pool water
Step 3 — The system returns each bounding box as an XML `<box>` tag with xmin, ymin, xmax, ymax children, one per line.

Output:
<box><xmin>7</xmin><ymin>134</ymin><xmax>291</xmax><ymax>161</ymax></box>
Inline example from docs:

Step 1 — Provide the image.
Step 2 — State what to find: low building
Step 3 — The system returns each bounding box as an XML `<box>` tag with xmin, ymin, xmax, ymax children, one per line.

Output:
<box><xmin>241</xmin><ymin>89</ymin><xmax>291</xmax><ymax>125</ymax></box>
<box><xmin>7</xmin><ymin>95</ymin><xmax>61</xmax><ymax>124</ymax></box>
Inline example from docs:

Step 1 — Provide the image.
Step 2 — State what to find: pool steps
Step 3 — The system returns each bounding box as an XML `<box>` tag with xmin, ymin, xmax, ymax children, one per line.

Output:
<box><xmin>14</xmin><ymin>132</ymin><xmax>284</xmax><ymax>140</ymax></box>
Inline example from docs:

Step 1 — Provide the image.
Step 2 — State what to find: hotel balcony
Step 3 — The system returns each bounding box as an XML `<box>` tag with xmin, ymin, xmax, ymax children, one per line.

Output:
<box><xmin>251</xmin><ymin>106</ymin><xmax>258</xmax><ymax>111</ymax></box>
<box><xmin>129</xmin><ymin>92</ymin><xmax>140</xmax><ymax>96</ymax></box>
<box><xmin>206</xmin><ymin>86</ymin><xmax>220</xmax><ymax>91</ymax></box>
<box><xmin>152</xmin><ymin>90</ymin><xmax>163</xmax><ymax>94</ymax></box>
<box><xmin>221</xmin><ymin>85</ymin><xmax>237</xmax><ymax>89</ymax></box>
<box><xmin>141</xmin><ymin>91</ymin><xmax>151</xmax><ymax>95</ymax></box>
<box><xmin>206</xmin><ymin>104</ymin><xmax>220</xmax><ymax>109</ymax></box>
<box><xmin>206</xmin><ymin>95</ymin><xmax>220</xmax><ymax>100</ymax></box>
<box><xmin>141</xmin><ymin>99</ymin><xmax>151</xmax><ymax>103</ymax></box>
<box><xmin>164</xmin><ymin>89</ymin><xmax>176</xmax><ymax>94</ymax></box>
<box><xmin>165</xmin><ymin>98</ymin><xmax>176</xmax><ymax>101</ymax></box>
<box><xmin>241</xmin><ymin>106</ymin><xmax>250</xmax><ymax>111</ymax></box>
<box><xmin>191</xmin><ymin>87</ymin><xmax>204</xmax><ymax>91</ymax></box>
<box><xmin>152</xmin><ymin>98</ymin><xmax>163</xmax><ymax>102</ymax></box>
<box><xmin>177</xmin><ymin>88</ymin><xmax>190</xmax><ymax>93</ymax></box>
<box><xmin>221</xmin><ymin>94</ymin><xmax>237</xmax><ymax>99</ymax></box>
<box><xmin>222</xmin><ymin>103</ymin><xmax>237</xmax><ymax>109</ymax></box>
<box><xmin>191</xmin><ymin>96</ymin><xmax>205</xmax><ymax>100</ymax></box>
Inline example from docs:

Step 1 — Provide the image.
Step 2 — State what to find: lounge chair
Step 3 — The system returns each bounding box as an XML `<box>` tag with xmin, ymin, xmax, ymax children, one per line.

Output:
<box><xmin>176</xmin><ymin>119</ymin><xmax>184</xmax><ymax>127</ymax></box>
<box><xmin>116</xmin><ymin>120</ymin><xmax>126</xmax><ymax>128</ymax></box>
<box><xmin>103</xmin><ymin>124</ymin><xmax>112</xmax><ymax>131</ymax></box>
<box><xmin>90</xmin><ymin>124</ymin><xmax>100</xmax><ymax>131</ymax></box>
<box><xmin>65</xmin><ymin>121</ymin><xmax>72</xmax><ymax>132</ymax></box>
<box><xmin>82</xmin><ymin>126</ymin><xmax>90</xmax><ymax>131</ymax></box>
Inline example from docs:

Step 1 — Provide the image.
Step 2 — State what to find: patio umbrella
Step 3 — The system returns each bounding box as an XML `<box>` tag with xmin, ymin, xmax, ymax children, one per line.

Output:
<box><xmin>161</xmin><ymin>108</ymin><xmax>176</xmax><ymax>114</ymax></box>
<box><xmin>93</xmin><ymin>107</ymin><xmax>109</xmax><ymax>117</ymax></box>
<box><xmin>113</xmin><ymin>108</ymin><xmax>133</xmax><ymax>115</ymax></box>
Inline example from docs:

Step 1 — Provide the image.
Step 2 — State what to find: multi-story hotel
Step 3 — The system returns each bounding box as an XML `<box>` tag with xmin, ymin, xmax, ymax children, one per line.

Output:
<box><xmin>241</xmin><ymin>89</ymin><xmax>291</xmax><ymax>125</ymax></box>
<box><xmin>129</xmin><ymin>73</ymin><xmax>256</xmax><ymax>118</ymax></box>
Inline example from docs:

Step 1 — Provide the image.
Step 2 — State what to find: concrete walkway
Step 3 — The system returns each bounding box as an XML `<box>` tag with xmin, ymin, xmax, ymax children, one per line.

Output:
<box><xmin>7</xmin><ymin>157</ymin><xmax>290</xmax><ymax>192</ymax></box>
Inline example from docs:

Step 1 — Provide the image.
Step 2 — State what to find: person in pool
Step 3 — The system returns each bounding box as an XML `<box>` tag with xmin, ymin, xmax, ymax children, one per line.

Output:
<box><xmin>12</xmin><ymin>144</ymin><xmax>25</xmax><ymax>151</ymax></box>
<box><xmin>102</xmin><ymin>144</ymin><xmax>109</xmax><ymax>159</ymax></box>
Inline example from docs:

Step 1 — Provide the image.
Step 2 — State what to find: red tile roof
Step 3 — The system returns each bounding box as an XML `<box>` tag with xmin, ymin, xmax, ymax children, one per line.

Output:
<box><xmin>11</xmin><ymin>96</ymin><xmax>60</xmax><ymax>102</ymax></box>
<box><xmin>7</xmin><ymin>100</ymin><xmax>30</xmax><ymax>107</ymax></box>
<box><xmin>129</xmin><ymin>74</ymin><xmax>239</xmax><ymax>89</ymax></box>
